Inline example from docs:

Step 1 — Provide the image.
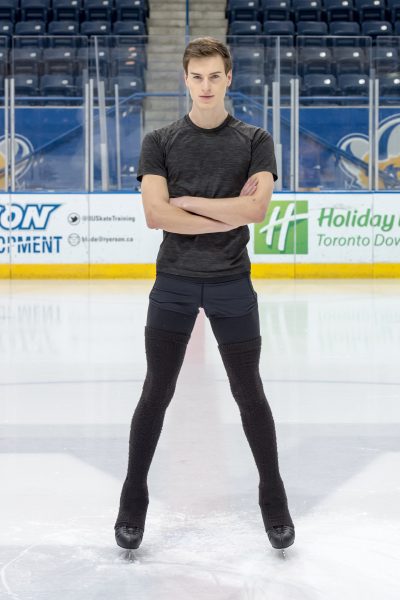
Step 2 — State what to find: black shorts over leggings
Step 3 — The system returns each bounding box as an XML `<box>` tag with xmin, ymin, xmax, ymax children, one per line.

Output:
<box><xmin>146</xmin><ymin>271</ymin><xmax>260</xmax><ymax>345</ymax></box>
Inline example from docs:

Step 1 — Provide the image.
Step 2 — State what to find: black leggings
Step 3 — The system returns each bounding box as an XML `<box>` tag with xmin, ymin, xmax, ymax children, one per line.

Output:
<box><xmin>115</xmin><ymin>273</ymin><xmax>294</xmax><ymax>531</ymax></box>
<box><xmin>146</xmin><ymin>271</ymin><xmax>260</xmax><ymax>344</ymax></box>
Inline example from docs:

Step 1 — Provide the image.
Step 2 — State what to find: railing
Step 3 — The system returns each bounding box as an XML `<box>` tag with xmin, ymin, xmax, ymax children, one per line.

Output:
<box><xmin>1</xmin><ymin>34</ymin><xmax>400</xmax><ymax>193</ymax></box>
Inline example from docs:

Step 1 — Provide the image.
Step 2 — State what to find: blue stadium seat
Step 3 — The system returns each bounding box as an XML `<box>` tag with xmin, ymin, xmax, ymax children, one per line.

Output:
<box><xmin>42</xmin><ymin>47</ymin><xmax>77</xmax><ymax>75</ymax></box>
<box><xmin>41</xmin><ymin>73</ymin><xmax>76</xmax><ymax>98</ymax></box>
<box><xmin>325</xmin><ymin>0</ymin><xmax>355</xmax><ymax>22</ymax></box>
<box><xmin>263</xmin><ymin>20</ymin><xmax>295</xmax><ymax>35</ymax></box>
<box><xmin>361</xmin><ymin>21</ymin><xmax>393</xmax><ymax>37</ymax></box>
<box><xmin>15</xmin><ymin>21</ymin><xmax>46</xmax><ymax>45</ymax></box>
<box><xmin>15</xmin><ymin>21</ymin><xmax>47</xmax><ymax>37</ymax></box>
<box><xmin>387</xmin><ymin>0</ymin><xmax>400</xmax><ymax>21</ymax></box>
<box><xmin>337</xmin><ymin>73</ymin><xmax>369</xmax><ymax>101</ymax></box>
<box><xmin>80</xmin><ymin>20</ymin><xmax>111</xmax><ymax>35</ymax></box>
<box><xmin>333</xmin><ymin>47</ymin><xmax>367</xmax><ymax>75</ymax></box>
<box><xmin>112</xmin><ymin>55</ymin><xmax>144</xmax><ymax>77</ymax></box>
<box><xmin>265</xmin><ymin>45</ymin><xmax>296</xmax><ymax>74</ymax></box>
<box><xmin>378</xmin><ymin>74</ymin><xmax>400</xmax><ymax>103</ymax></box>
<box><xmin>109</xmin><ymin>44</ymin><xmax>147</xmax><ymax>79</ymax></box>
<box><xmin>84</xmin><ymin>0</ymin><xmax>113</xmax><ymax>22</ymax></box>
<box><xmin>355</xmin><ymin>0</ymin><xmax>386</xmax><ymax>21</ymax></box>
<box><xmin>230</xmin><ymin>45</ymin><xmax>265</xmax><ymax>73</ymax></box>
<box><xmin>113</xmin><ymin>20</ymin><xmax>147</xmax><ymax>36</ymax></box>
<box><xmin>329</xmin><ymin>20</ymin><xmax>361</xmax><ymax>41</ymax></box>
<box><xmin>261</xmin><ymin>0</ymin><xmax>291</xmax><ymax>22</ymax></box>
<box><xmin>115</xmin><ymin>0</ymin><xmax>147</xmax><ymax>22</ymax></box>
<box><xmin>14</xmin><ymin>73</ymin><xmax>40</xmax><ymax>96</ymax></box>
<box><xmin>396</xmin><ymin>21</ymin><xmax>400</xmax><ymax>34</ymax></box>
<box><xmin>299</xmin><ymin>47</ymin><xmax>332</xmax><ymax>76</ymax></box>
<box><xmin>111</xmin><ymin>45</ymin><xmax>147</xmax><ymax>74</ymax></box>
<box><xmin>302</xmin><ymin>73</ymin><xmax>337</xmax><ymax>102</ymax></box>
<box><xmin>76</xmin><ymin>45</ymin><xmax>109</xmax><ymax>77</ymax></box>
<box><xmin>372</xmin><ymin>46</ymin><xmax>399</xmax><ymax>72</ymax></box>
<box><xmin>20</xmin><ymin>0</ymin><xmax>50</xmax><ymax>22</ymax></box>
<box><xmin>11</xmin><ymin>46</ymin><xmax>43</xmax><ymax>75</ymax></box>
<box><xmin>48</xmin><ymin>20</ymin><xmax>80</xmax><ymax>36</ymax></box>
<box><xmin>0</xmin><ymin>21</ymin><xmax>13</xmax><ymax>38</ymax></box>
<box><xmin>293</xmin><ymin>0</ymin><xmax>323</xmax><ymax>22</ymax></box>
<box><xmin>0</xmin><ymin>1</ymin><xmax>18</xmax><ymax>23</ymax></box>
<box><xmin>53</xmin><ymin>0</ymin><xmax>83</xmax><ymax>22</ymax></box>
<box><xmin>297</xmin><ymin>20</ymin><xmax>328</xmax><ymax>46</ymax></box>
<box><xmin>229</xmin><ymin>20</ymin><xmax>262</xmax><ymax>35</ymax></box>
<box><xmin>227</xmin><ymin>0</ymin><xmax>260</xmax><ymax>22</ymax></box>
<box><xmin>264</xmin><ymin>46</ymin><xmax>296</xmax><ymax>76</ymax></box>
<box><xmin>297</xmin><ymin>20</ymin><xmax>328</xmax><ymax>35</ymax></box>
<box><xmin>228</xmin><ymin>20</ymin><xmax>262</xmax><ymax>45</ymax></box>
<box><xmin>232</xmin><ymin>72</ymin><xmax>265</xmax><ymax>95</ymax></box>
<box><xmin>110</xmin><ymin>74</ymin><xmax>144</xmax><ymax>96</ymax></box>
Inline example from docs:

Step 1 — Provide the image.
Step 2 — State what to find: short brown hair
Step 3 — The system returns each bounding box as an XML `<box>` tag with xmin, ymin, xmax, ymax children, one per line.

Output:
<box><xmin>183</xmin><ymin>36</ymin><xmax>232</xmax><ymax>76</ymax></box>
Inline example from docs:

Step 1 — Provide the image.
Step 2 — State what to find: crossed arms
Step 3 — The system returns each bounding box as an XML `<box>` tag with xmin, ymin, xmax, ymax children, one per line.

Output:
<box><xmin>141</xmin><ymin>171</ymin><xmax>275</xmax><ymax>235</ymax></box>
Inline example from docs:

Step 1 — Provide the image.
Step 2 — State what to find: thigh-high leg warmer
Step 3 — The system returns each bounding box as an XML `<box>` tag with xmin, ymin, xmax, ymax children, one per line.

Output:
<box><xmin>217</xmin><ymin>336</ymin><xmax>294</xmax><ymax>530</ymax></box>
<box><xmin>114</xmin><ymin>325</ymin><xmax>191</xmax><ymax>531</ymax></box>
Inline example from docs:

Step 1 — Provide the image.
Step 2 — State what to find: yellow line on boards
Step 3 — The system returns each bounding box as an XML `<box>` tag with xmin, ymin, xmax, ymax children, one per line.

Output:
<box><xmin>1</xmin><ymin>264</ymin><xmax>400</xmax><ymax>278</ymax></box>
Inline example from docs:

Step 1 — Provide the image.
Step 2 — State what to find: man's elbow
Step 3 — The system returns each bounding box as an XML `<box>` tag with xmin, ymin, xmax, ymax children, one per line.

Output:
<box><xmin>145</xmin><ymin>208</ymin><xmax>159</xmax><ymax>229</ymax></box>
<box><xmin>255</xmin><ymin>198</ymin><xmax>272</xmax><ymax>223</ymax></box>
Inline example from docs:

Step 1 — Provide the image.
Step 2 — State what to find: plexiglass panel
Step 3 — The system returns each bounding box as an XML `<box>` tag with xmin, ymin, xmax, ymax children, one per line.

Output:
<box><xmin>90</xmin><ymin>35</ymin><xmax>187</xmax><ymax>191</ymax></box>
<box><xmin>1</xmin><ymin>36</ymin><xmax>10</xmax><ymax>192</ymax></box>
<box><xmin>0</xmin><ymin>35</ymin><xmax>11</xmax><ymax>277</ymax></box>
<box><xmin>11</xmin><ymin>36</ymin><xmax>89</xmax><ymax>192</ymax></box>
<box><xmin>297</xmin><ymin>36</ymin><xmax>373</xmax><ymax>192</ymax></box>
<box><xmin>375</xmin><ymin>36</ymin><xmax>400</xmax><ymax>191</ymax></box>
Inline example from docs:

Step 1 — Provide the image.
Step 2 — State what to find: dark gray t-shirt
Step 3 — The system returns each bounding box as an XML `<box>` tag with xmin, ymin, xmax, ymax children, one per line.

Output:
<box><xmin>137</xmin><ymin>112</ymin><xmax>278</xmax><ymax>281</ymax></box>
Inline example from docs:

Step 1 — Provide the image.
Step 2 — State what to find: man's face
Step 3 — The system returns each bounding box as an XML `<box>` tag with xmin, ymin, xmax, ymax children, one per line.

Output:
<box><xmin>184</xmin><ymin>55</ymin><xmax>232</xmax><ymax>109</ymax></box>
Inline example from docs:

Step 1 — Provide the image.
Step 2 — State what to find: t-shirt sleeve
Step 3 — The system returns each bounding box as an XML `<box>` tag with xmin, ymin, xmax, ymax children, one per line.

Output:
<box><xmin>247</xmin><ymin>129</ymin><xmax>278</xmax><ymax>182</ymax></box>
<box><xmin>136</xmin><ymin>131</ymin><xmax>167</xmax><ymax>182</ymax></box>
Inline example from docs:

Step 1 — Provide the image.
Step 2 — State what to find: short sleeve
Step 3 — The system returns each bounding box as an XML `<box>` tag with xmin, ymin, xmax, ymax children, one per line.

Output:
<box><xmin>136</xmin><ymin>131</ymin><xmax>167</xmax><ymax>182</ymax></box>
<box><xmin>248</xmin><ymin>129</ymin><xmax>278</xmax><ymax>182</ymax></box>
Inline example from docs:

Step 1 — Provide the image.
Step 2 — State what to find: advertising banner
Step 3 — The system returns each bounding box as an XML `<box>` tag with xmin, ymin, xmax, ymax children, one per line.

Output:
<box><xmin>0</xmin><ymin>192</ymin><xmax>399</xmax><ymax>277</ymax></box>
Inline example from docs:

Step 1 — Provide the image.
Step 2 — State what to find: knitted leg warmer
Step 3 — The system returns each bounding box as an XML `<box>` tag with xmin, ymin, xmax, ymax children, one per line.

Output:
<box><xmin>218</xmin><ymin>335</ymin><xmax>294</xmax><ymax>530</ymax></box>
<box><xmin>114</xmin><ymin>325</ymin><xmax>191</xmax><ymax>531</ymax></box>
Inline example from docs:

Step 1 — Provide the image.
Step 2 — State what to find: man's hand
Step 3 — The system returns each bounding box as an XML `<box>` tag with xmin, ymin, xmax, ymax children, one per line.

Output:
<box><xmin>240</xmin><ymin>176</ymin><xmax>258</xmax><ymax>197</ymax></box>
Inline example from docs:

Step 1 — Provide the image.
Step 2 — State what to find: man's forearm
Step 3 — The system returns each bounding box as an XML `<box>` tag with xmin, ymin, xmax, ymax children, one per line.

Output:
<box><xmin>150</xmin><ymin>202</ymin><xmax>237</xmax><ymax>234</ymax></box>
<box><xmin>180</xmin><ymin>195</ymin><xmax>262</xmax><ymax>227</ymax></box>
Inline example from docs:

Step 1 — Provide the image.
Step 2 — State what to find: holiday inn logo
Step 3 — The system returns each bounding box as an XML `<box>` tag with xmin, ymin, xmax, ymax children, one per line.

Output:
<box><xmin>255</xmin><ymin>200</ymin><xmax>309</xmax><ymax>254</ymax></box>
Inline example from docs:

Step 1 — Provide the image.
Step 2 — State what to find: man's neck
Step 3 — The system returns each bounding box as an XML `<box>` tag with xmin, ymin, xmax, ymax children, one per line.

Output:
<box><xmin>188</xmin><ymin>108</ymin><xmax>229</xmax><ymax>129</ymax></box>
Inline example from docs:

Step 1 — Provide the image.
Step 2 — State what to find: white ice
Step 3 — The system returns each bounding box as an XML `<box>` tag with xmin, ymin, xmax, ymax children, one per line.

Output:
<box><xmin>1</xmin><ymin>278</ymin><xmax>400</xmax><ymax>600</ymax></box>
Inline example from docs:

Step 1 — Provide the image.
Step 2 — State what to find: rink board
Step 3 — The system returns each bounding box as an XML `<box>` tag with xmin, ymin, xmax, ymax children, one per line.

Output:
<box><xmin>0</xmin><ymin>192</ymin><xmax>399</xmax><ymax>278</ymax></box>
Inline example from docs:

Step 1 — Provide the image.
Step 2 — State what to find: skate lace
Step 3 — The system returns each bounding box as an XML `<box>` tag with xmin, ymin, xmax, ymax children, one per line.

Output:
<box><xmin>121</xmin><ymin>525</ymin><xmax>143</xmax><ymax>533</ymax></box>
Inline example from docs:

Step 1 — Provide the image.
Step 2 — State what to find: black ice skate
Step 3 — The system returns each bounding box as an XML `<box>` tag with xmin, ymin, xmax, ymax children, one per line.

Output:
<box><xmin>266</xmin><ymin>525</ymin><xmax>295</xmax><ymax>558</ymax></box>
<box><xmin>115</xmin><ymin>524</ymin><xmax>144</xmax><ymax>550</ymax></box>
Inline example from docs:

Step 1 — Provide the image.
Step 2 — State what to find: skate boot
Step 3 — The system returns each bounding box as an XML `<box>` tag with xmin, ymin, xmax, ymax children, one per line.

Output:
<box><xmin>267</xmin><ymin>525</ymin><xmax>295</xmax><ymax>553</ymax></box>
<box><xmin>114</xmin><ymin>523</ymin><xmax>144</xmax><ymax>550</ymax></box>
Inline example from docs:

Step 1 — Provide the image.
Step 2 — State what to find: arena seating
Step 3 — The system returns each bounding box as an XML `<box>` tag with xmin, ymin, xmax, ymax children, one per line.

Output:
<box><xmin>227</xmin><ymin>0</ymin><xmax>400</xmax><ymax>106</ymax></box>
<box><xmin>0</xmin><ymin>0</ymin><xmax>149</xmax><ymax>102</ymax></box>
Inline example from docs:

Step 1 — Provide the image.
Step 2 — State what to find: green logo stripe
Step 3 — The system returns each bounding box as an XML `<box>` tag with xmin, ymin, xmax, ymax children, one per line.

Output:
<box><xmin>255</xmin><ymin>201</ymin><xmax>309</xmax><ymax>254</ymax></box>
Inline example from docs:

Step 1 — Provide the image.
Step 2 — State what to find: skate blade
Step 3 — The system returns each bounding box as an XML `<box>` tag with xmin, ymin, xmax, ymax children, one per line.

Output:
<box><xmin>124</xmin><ymin>549</ymin><xmax>138</xmax><ymax>562</ymax></box>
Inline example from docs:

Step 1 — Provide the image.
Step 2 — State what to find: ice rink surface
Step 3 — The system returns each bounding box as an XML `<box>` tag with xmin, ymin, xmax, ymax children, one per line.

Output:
<box><xmin>1</xmin><ymin>278</ymin><xmax>399</xmax><ymax>600</ymax></box>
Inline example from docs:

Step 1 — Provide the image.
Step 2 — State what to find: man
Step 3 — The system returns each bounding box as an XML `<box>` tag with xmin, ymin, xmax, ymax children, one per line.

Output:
<box><xmin>114</xmin><ymin>36</ymin><xmax>295</xmax><ymax>553</ymax></box>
